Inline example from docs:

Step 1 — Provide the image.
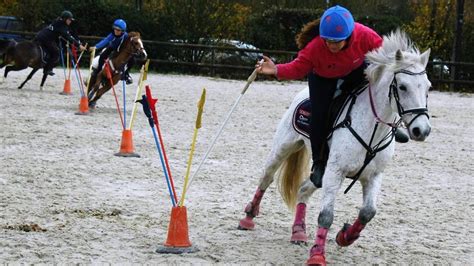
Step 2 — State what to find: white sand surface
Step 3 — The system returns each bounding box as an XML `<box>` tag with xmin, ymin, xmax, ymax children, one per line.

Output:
<box><xmin>0</xmin><ymin>69</ymin><xmax>472</xmax><ymax>264</ymax></box>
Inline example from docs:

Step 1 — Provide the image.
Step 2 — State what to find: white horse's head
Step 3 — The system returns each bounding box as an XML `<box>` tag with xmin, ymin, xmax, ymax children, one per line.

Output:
<box><xmin>391</xmin><ymin>48</ymin><xmax>431</xmax><ymax>141</ymax></box>
<box><xmin>366</xmin><ymin>29</ymin><xmax>432</xmax><ymax>141</ymax></box>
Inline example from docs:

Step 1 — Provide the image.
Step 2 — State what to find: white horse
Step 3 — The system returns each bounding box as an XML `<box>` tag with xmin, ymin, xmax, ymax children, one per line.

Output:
<box><xmin>238</xmin><ymin>29</ymin><xmax>432</xmax><ymax>266</ymax></box>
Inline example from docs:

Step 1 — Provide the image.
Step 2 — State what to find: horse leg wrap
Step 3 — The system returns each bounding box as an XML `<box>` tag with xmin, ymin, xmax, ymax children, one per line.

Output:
<box><xmin>244</xmin><ymin>188</ymin><xmax>265</xmax><ymax>217</ymax></box>
<box><xmin>309</xmin><ymin>227</ymin><xmax>328</xmax><ymax>256</ymax></box>
<box><xmin>238</xmin><ymin>188</ymin><xmax>265</xmax><ymax>230</ymax></box>
<box><xmin>291</xmin><ymin>203</ymin><xmax>308</xmax><ymax>243</ymax></box>
<box><xmin>336</xmin><ymin>218</ymin><xmax>365</xmax><ymax>247</ymax></box>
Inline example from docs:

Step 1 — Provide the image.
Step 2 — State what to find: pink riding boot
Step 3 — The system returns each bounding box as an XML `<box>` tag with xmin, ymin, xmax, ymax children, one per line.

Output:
<box><xmin>336</xmin><ymin>218</ymin><xmax>365</xmax><ymax>247</ymax></box>
<box><xmin>306</xmin><ymin>227</ymin><xmax>328</xmax><ymax>266</ymax></box>
<box><xmin>238</xmin><ymin>188</ymin><xmax>265</xmax><ymax>230</ymax></box>
<box><xmin>291</xmin><ymin>203</ymin><xmax>308</xmax><ymax>244</ymax></box>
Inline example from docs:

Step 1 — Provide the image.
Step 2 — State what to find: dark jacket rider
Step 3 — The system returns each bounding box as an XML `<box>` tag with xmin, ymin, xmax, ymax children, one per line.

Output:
<box><xmin>35</xmin><ymin>10</ymin><xmax>86</xmax><ymax>76</ymax></box>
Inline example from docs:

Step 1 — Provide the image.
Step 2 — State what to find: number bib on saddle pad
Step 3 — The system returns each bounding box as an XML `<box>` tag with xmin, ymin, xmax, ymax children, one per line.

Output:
<box><xmin>292</xmin><ymin>98</ymin><xmax>312</xmax><ymax>138</ymax></box>
<box><xmin>292</xmin><ymin>88</ymin><xmax>358</xmax><ymax>140</ymax></box>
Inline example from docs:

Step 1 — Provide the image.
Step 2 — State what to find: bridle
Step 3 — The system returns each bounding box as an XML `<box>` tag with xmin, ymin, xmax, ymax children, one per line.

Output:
<box><xmin>338</xmin><ymin>67</ymin><xmax>430</xmax><ymax>194</ymax></box>
<box><xmin>368</xmin><ymin>68</ymin><xmax>429</xmax><ymax>129</ymax></box>
<box><xmin>128</xmin><ymin>37</ymin><xmax>146</xmax><ymax>57</ymax></box>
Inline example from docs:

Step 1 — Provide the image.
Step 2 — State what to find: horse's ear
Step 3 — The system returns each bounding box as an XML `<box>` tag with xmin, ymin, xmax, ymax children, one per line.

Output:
<box><xmin>395</xmin><ymin>49</ymin><xmax>403</xmax><ymax>61</ymax></box>
<box><xmin>420</xmin><ymin>48</ymin><xmax>431</xmax><ymax>68</ymax></box>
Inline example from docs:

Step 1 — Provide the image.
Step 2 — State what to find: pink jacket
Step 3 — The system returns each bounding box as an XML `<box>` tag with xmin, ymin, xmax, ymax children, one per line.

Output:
<box><xmin>276</xmin><ymin>23</ymin><xmax>383</xmax><ymax>79</ymax></box>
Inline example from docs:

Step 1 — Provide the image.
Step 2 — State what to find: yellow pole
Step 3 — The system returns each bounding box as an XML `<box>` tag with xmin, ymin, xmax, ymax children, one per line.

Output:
<box><xmin>179</xmin><ymin>88</ymin><xmax>206</xmax><ymax>207</ymax></box>
<box><xmin>129</xmin><ymin>59</ymin><xmax>150</xmax><ymax>130</ymax></box>
<box><xmin>85</xmin><ymin>47</ymin><xmax>96</xmax><ymax>94</ymax></box>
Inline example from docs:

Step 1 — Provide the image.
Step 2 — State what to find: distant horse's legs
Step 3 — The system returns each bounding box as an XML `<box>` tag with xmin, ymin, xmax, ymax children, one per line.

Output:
<box><xmin>38</xmin><ymin>71</ymin><xmax>49</xmax><ymax>90</ymax></box>
<box><xmin>307</xmin><ymin>167</ymin><xmax>344</xmax><ymax>266</ymax></box>
<box><xmin>336</xmin><ymin>173</ymin><xmax>382</xmax><ymax>247</ymax></box>
<box><xmin>238</xmin><ymin>140</ymin><xmax>304</xmax><ymax>230</ymax></box>
<box><xmin>4</xmin><ymin>65</ymin><xmax>25</xmax><ymax>78</ymax></box>
<box><xmin>18</xmin><ymin>68</ymin><xmax>40</xmax><ymax>89</ymax></box>
<box><xmin>290</xmin><ymin>179</ymin><xmax>317</xmax><ymax>244</ymax></box>
<box><xmin>88</xmin><ymin>84</ymin><xmax>110</xmax><ymax>108</ymax></box>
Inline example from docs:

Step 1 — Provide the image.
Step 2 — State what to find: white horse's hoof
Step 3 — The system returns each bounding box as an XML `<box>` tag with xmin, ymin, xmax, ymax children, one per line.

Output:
<box><xmin>0</xmin><ymin>77</ymin><xmax>4</xmax><ymax>83</ymax></box>
<box><xmin>39</xmin><ymin>86</ymin><xmax>43</xmax><ymax>91</ymax></box>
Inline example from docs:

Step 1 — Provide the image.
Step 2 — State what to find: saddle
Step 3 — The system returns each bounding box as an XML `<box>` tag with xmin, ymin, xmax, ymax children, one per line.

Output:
<box><xmin>292</xmin><ymin>83</ymin><xmax>367</xmax><ymax>162</ymax></box>
<box><xmin>292</xmin><ymin>87</ymin><xmax>354</xmax><ymax>140</ymax></box>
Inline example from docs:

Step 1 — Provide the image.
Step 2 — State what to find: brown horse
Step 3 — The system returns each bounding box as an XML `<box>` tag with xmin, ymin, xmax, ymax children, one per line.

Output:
<box><xmin>0</xmin><ymin>40</ymin><xmax>53</xmax><ymax>90</ymax></box>
<box><xmin>87</xmin><ymin>32</ymin><xmax>147</xmax><ymax>107</ymax></box>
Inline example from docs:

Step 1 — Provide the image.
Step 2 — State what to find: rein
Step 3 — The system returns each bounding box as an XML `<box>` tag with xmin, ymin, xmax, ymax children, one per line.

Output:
<box><xmin>333</xmin><ymin>68</ymin><xmax>429</xmax><ymax>194</ymax></box>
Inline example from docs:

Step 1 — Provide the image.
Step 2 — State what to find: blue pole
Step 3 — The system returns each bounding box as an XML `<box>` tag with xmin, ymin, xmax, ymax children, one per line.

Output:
<box><xmin>59</xmin><ymin>43</ymin><xmax>67</xmax><ymax>79</ymax></box>
<box><xmin>67</xmin><ymin>47</ymin><xmax>85</xmax><ymax>98</ymax></box>
<box><xmin>151</xmin><ymin>124</ymin><xmax>176</xmax><ymax>207</ymax></box>
<box><xmin>122</xmin><ymin>80</ymin><xmax>127</xmax><ymax>129</ymax></box>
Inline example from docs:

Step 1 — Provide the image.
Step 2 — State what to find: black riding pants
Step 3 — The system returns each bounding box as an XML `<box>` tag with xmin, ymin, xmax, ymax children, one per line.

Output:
<box><xmin>40</xmin><ymin>41</ymin><xmax>59</xmax><ymax>72</ymax></box>
<box><xmin>308</xmin><ymin>62</ymin><xmax>368</xmax><ymax>164</ymax></box>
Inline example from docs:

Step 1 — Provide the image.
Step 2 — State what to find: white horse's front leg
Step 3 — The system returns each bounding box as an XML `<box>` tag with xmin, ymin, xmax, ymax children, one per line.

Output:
<box><xmin>336</xmin><ymin>173</ymin><xmax>382</xmax><ymax>247</ymax></box>
<box><xmin>306</xmin><ymin>166</ymin><xmax>344</xmax><ymax>265</ymax></box>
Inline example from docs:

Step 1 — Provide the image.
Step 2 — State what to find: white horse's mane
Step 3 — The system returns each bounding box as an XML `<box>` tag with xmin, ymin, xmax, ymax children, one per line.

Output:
<box><xmin>365</xmin><ymin>29</ymin><xmax>421</xmax><ymax>82</ymax></box>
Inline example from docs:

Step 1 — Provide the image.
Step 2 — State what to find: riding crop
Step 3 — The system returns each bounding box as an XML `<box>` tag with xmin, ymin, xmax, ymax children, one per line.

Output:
<box><xmin>185</xmin><ymin>59</ymin><xmax>264</xmax><ymax>191</ymax></box>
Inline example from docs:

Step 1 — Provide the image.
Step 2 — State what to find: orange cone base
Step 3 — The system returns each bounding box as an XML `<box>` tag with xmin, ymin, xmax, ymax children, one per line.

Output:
<box><xmin>75</xmin><ymin>96</ymin><xmax>90</xmax><ymax>115</ymax></box>
<box><xmin>156</xmin><ymin>206</ymin><xmax>198</xmax><ymax>254</ymax></box>
<box><xmin>114</xmin><ymin>129</ymin><xmax>140</xmax><ymax>157</ymax></box>
<box><xmin>60</xmin><ymin>79</ymin><xmax>72</xmax><ymax>95</ymax></box>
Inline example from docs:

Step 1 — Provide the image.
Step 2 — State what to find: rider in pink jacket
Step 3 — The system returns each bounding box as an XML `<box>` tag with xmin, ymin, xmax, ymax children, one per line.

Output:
<box><xmin>256</xmin><ymin>5</ymin><xmax>383</xmax><ymax>188</ymax></box>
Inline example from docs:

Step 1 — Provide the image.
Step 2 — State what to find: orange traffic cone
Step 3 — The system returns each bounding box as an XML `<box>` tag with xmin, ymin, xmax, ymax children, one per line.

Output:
<box><xmin>156</xmin><ymin>206</ymin><xmax>198</xmax><ymax>254</ymax></box>
<box><xmin>114</xmin><ymin>129</ymin><xmax>140</xmax><ymax>157</ymax></box>
<box><xmin>75</xmin><ymin>96</ymin><xmax>89</xmax><ymax>115</ymax></box>
<box><xmin>60</xmin><ymin>79</ymin><xmax>72</xmax><ymax>95</ymax></box>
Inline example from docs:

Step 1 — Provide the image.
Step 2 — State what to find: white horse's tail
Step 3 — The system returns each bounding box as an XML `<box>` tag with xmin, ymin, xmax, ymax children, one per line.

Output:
<box><xmin>277</xmin><ymin>146</ymin><xmax>310</xmax><ymax>210</ymax></box>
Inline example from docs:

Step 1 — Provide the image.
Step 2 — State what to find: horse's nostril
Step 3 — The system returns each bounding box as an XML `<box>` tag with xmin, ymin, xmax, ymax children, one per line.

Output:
<box><xmin>412</xmin><ymin>127</ymin><xmax>421</xmax><ymax>137</ymax></box>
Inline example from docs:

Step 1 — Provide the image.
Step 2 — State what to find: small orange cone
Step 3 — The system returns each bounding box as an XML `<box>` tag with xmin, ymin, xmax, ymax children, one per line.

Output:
<box><xmin>75</xmin><ymin>96</ymin><xmax>89</xmax><ymax>115</ymax></box>
<box><xmin>114</xmin><ymin>129</ymin><xmax>140</xmax><ymax>157</ymax></box>
<box><xmin>156</xmin><ymin>206</ymin><xmax>198</xmax><ymax>254</ymax></box>
<box><xmin>60</xmin><ymin>79</ymin><xmax>72</xmax><ymax>95</ymax></box>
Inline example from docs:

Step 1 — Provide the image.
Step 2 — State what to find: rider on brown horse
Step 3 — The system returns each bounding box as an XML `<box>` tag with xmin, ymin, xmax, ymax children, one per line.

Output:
<box><xmin>34</xmin><ymin>10</ymin><xmax>86</xmax><ymax>76</ymax></box>
<box><xmin>89</xmin><ymin>19</ymin><xmax>134</xmax><ymax>86</ymax></box>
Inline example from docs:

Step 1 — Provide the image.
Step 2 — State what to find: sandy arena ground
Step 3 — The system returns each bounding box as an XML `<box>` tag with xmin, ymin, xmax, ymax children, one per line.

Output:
<box><xmin>0</xmin><ymin>69</ymin><xmax>472</xmax><ymax>264</ymax></box>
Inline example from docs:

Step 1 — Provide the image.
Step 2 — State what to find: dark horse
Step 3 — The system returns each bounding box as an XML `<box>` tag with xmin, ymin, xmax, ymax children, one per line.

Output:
<box><xmin>0</xmin><ymin>39</ymin><xmax>55</xmax><ymax>90</ymax></box>
<box><xmin>87</xmin><ymin>31</ymin><xmax>147</xmax><ymax>107</ymax></box>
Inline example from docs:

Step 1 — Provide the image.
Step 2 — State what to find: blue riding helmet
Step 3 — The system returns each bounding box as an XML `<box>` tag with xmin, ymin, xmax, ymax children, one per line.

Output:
<box><xmin>113</xmin><ymin>19</ymin><xmax>127</xmax><ymax>31</ymax></box>
<box><xmin>319</xmin><ymin>5</ymin><xmax>355</xmax><ymax>41</ymax></box>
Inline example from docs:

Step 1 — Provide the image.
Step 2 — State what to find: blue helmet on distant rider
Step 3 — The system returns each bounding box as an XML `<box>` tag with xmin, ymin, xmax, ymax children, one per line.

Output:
<box><xmin>319</xmin><ymin>5</ymin><xmax>355</xmax><ymax>41</ymax></box>
<box><xmin>113</xmin><ymin>19</ymin><xmax>127</xmax><ymax>31</ymax></box>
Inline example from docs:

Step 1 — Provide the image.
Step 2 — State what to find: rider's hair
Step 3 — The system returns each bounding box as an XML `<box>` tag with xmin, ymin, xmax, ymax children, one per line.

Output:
<box><xmin>295</xmin><ymin>19</ymin><xmax>320</xmax><ymax>50</ymax></box>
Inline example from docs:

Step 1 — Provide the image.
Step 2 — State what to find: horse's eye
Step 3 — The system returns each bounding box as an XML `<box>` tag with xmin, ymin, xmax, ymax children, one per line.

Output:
<box><xmin>399</xmin><ymin>85</ymin><xmax>407</xmax><ymax>91</ymax></box>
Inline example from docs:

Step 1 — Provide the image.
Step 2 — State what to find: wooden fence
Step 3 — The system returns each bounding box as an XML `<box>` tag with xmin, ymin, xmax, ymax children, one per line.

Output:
<box><xmin>1</xmin><ymin>29</ymin><xmax>472</xmax><ymax>90</ymax></box>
